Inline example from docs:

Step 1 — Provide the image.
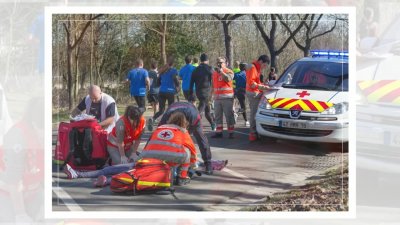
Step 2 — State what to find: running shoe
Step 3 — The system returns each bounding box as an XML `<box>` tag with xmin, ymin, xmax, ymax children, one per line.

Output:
<box><xmin>93</xmin><ymin>175</ymin><xmax>108</xmax><ymax>187</ymax></box>
<box><xmin>63</xmin><ymin>164</ymin><xmax>78</xmax><ymax>179</ymax></box>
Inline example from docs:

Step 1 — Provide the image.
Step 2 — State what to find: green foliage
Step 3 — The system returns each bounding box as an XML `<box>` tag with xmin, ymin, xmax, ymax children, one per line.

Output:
<box><xmin>167</xmin><ymin>29</ymin><xmax>204</xmax><ymax>67</ymax></box>
<box><xmin>141</xmin><ymin>21</ymin><xmax>204</xmax><ymax>69</ymax></box>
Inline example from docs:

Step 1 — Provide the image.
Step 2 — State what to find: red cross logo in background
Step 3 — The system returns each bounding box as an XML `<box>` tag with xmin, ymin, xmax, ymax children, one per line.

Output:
<box><xmin>296</xmin><ymin>91</ymin><xmax>310</xmax><ymax>98</ymax></box>
<box><xmin>161</xmin><ymin>131</ymin><xmax>170</xmax><ymax>138</ymax></box>
<box><xmin>157</xmin><ymin>129</ymin><xmax>174</xmax><ymax>140</ymax></box>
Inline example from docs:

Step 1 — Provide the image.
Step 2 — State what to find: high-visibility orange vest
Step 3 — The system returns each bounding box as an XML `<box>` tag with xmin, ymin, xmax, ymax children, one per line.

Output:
<box><xmin>246</xmin><ymin>61</ymin><xmax>262</xmax><ymax>94</ymax></box>
<box><xmin>212</xmin><ymin>68</ymin><xmax>234</xmax><ymax>99</ymax></box>
<box><xmin>142</xmin><ymin>124</ymin><xmax>197</xmax><ymax>164</ymax></box>
<box><xmin>107</xmin><ymin>116</ymin><xmax>146</xmax><ymax>151</ymax></box>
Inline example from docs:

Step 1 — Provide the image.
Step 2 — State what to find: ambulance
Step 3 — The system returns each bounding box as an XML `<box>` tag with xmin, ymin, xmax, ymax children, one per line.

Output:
<box><xmin>255</xmin><ymin>50</ymin><xmax>348</xmax><ymax>143</ymax></box>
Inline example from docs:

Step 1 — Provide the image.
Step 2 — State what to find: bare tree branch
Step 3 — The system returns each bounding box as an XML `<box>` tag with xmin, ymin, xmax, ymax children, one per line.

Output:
<box><xmin>309</xmin><ymin>14</ymin><xmax>315</xmax><ymax>34</ymax></box>
<box><xmin>71</xmin><ymin>14</ymin><xmax>103</xmax><ymax>49</ymax></box>
<box><xmin>276</xmin><ymin>14</ymin><xmax>309</xmax><ymax>55</ymax></box>
<box><xmin>252</xmin><ymin>14</ymin><xmax>271</xmax><ymax>46</ymax></box>
<box><xmin>311</xmin><ymin>14</ymin><xmax>324</xmax><ymax>33</ymax></box>
<box><xmin>311</xmin><ymin>20</ymin><xmax>337</xmax><ymax>40</ymax></box>
<box><xmin>143</xmin><ymin>21</ymin><xmax>163</xmax><ymax>35</ymax></box>
<box><xmin>211</xmin><ymin>14</ymin><xmax>221</xmax><ymax>21</ymax></box>
<box><xmin>227</xmin><ymin>14</ymin><xmax>244</xmax><ymax>25</ymax></box>
<box><xmin>278</xmin><ymin>16</ymin><xmax>305</xmax><ymax>51</ymax></box>
<box><xmin>63</xmin><ymin>23</ymin><xmax>69</xmax><ymax>35</ymax></box>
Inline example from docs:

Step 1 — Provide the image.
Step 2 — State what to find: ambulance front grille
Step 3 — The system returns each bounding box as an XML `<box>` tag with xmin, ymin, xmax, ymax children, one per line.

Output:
<box><xmin>261</xmin><ymin>124</ymin><xmax>333</xmax><ymax>137</ymax></box>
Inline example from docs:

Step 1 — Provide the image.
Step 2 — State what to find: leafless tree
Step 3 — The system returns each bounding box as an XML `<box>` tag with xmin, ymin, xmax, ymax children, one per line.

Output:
<box><xmin>211</xmin><ymin>14</ymin><xmax>244</xmax><ymax>66</ymax></box>
<box><xmin>62</xmin><ymin>14</ymin><xmax>103</xmax><ymax>109</ymax></box>
<box><xmin>278</xmin><ymin>14</ymin><xmax>339</xmax><ymax>56</ymax></box>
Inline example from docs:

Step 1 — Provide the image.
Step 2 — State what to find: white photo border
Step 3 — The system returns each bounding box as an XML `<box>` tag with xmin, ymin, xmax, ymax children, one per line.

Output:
<box><xmin>44</xmin><ymin>6</ymin><xmax>356</xmax><ymax>219</ymax></box>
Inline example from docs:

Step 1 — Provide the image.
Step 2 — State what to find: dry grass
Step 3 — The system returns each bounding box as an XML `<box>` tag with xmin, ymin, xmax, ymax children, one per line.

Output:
<box><xmin>245</xmin><ymin>163</ymin><xmax>348</xmax><ymax>211</ymax></box>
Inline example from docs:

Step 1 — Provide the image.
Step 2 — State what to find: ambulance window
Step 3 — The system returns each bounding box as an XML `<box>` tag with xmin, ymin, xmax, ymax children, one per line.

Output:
<box><xmin>277</xmin><ymin>63</ymin><xmax>299</xmax><ymax>85</ymax></box>
<box><xmin>281</xmin><ymin>61</ymin><xmax>348</xmax><ymax>91</ymax></box>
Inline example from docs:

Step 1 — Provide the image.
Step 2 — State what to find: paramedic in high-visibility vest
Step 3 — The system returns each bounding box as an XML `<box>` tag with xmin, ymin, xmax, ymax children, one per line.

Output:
<box><xmin>107</xmin><ymin>106</ymin><xmax>146</xmax><ymax>165</ymax></box>
<box><xmin>158</xmin><ymin>101</ymin><xmax>213</xmax><ymax>175</ymax></box>
<box><xmin>246</xmin><ymin>55</ymin><xmax>270</xmax><ymax>141</ymax></box>
<box><xmin>211</xmin><ymin>57</ymin><xmax>235</xmax><ymax>139</ymax></box>
<box><xmin>139</xmin><ymin>111</ymin><xmax>197</xmax><ymax>186</ymax></box>
<box><xmin>71</xmin><ymin>85</ymin><xmax>119</xmax><ymax>133</ymax></box>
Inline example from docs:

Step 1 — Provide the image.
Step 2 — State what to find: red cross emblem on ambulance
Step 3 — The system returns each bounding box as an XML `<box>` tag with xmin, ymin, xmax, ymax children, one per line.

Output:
<box><xmin>296</xmin><ymin>90</ymin><xmax>310</xmax><ymax>98</ymax></box>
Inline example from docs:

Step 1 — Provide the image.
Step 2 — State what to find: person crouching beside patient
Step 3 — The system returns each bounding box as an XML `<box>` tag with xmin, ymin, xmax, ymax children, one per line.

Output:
<box><xmin>139</xmin><ymin>111</ymin><xmax>197</xmax><ymax>186</ymax></box>
<box><xmin>107</xmin><ymin>106</ymin><xmax>146</xmax><ymax>165</ymax></box>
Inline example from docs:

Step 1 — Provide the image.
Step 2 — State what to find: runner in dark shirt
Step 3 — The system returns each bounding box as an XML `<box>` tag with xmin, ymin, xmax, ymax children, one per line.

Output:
<box><xmin>189</xmin><ymin>53</ymin><xmax>215</xmax><ymax>130</ymax></box>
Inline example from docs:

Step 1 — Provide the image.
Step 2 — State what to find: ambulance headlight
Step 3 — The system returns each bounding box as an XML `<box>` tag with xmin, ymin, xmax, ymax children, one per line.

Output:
<box><xmin>321</xmin><ymin>102</ymin><xmax>348</xmax><ymax>115</ymax></box>
<box><xmin>259</xmin><ymin>96</ymin><xmax>272</xmax><ymax>110</ymax></box>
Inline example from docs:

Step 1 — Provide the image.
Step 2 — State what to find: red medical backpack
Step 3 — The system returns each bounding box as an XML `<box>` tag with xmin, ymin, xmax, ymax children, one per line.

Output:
<box><xmin>54</xmin><ymin>119</ymin><xmax>108</xmax><ymax>170</ymax></box>
<box><xmin>110</xmin><ymin>158</ymin><xmax>172</xmax><ymax>194</ymax></box>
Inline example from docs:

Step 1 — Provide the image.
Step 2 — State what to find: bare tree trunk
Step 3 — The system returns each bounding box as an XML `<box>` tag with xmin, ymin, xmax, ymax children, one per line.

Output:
<box><xmin>90</xmin><ymin>23</ymin><xmax>93</xmax><ymax>85</ymax></box>
<box><xmin>304</xmin><ymin>40</ymin><xmax>311</xmax><ymax>57</ymax></box>
<box><xmin>67</xmin><ymin>48</ymin><xmax>73</xmax><ymax>110</ymax></box>
<box><xmin>161</xmin><ymin>14</ymin><xmax>167</xmax><ymax>65</ymax></box>
<box><xmin>63</xmin><ymin>14</ymin><xmax>103</xmax><ymax>110</ymax></box>
<box><xmin>73</xmin><ymin>46</ymin><xmax>80</xmax><ymax>103</ymax></box>
<box><xmin>161</xmin><ymin>33</ymin><xmax>166</xmax><ymax>65</ymax></box>
<box><xmin>212</xmin><ymin>14</ymin><xmax>243</xmax><ymax>67</ymax></box>
<box><xmin>270</xmin><ymin>51</ymin><xmax>277</xmax><ymax>69</ymax></box>
<box><xmin>222</xmin><ymin>21</ymin><xmax>233</xmax><ymax>67</ymax></box>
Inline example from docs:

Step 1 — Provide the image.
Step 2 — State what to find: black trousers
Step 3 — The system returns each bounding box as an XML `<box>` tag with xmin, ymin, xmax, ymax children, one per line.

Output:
<box><xmin>197</xmin><ymin>96</ymin><xmax>214</xmax><ymax>126</ymax></box>
<box><xmin>190</xmin><ymin>121</ymin><xmax>212</xmax><ymax>164</ymax></box>
<box><xmin>153</xmin><ymin>92</ymin><xmax>175</xmax><ymax>120</ymax></box>
<box><xmin>235</xmin><ymin>91</ymin><xmax>248</xmax><ymax>121</ymax></box>
<box><xmin>183</xmin><ymin>90</ymin><xmax>197</xmax><ymax>102</ymax></box>
<box><xmin>133</xmin><ymin>96</ymin><xmax>146</xmax><ymax>113</ymax></box>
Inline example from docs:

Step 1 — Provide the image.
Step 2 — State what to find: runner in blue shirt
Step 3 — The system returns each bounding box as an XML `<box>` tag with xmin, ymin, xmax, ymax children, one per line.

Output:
<box><xmin>125</xmin><ymin>59</ymin><xmax>150</xmax><ymax>113</ymax></box>
<box><xmin>233</xmin><ymin>63</ymin><xmax>249</xmax><ymax>127</ymax></box>
<box><xmin>148</xmin><ymin>57</ymin><xmax>180</xmax><ymax>131</ymax></box>
<box><xmin>179</xmin><ymin>55</ymin><xmax>196</xmax><ymax>103</ymax></box>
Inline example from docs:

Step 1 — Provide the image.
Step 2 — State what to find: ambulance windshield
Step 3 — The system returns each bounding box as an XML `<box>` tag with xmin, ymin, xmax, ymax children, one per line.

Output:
<box><xmin>279</xmin><ymin>61</ymin><xmax>348</xmax><ymax>91</ymax></box>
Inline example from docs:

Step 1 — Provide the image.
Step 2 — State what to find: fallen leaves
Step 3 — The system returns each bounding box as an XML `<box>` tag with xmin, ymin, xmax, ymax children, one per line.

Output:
<box><xmin>246</xmin><ymin>162</ymin><xmax>348</xmax><ymax>212</ymax></box>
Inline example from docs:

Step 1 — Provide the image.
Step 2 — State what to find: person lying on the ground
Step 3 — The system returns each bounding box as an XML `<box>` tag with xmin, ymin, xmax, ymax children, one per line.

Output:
<box><xmin>63</xmin><ymin>159</ymin><xmax>229</xmax><ymax>188</ymax></box>
<box><xmin>140</xmin><ymin>111</ymin><xmax>197</xmax><ymax>186</ymax></box>
<box><xmin>64</xmin><ymin>162</ymin><xmax>135</xmax><ymax>187</ymax></box>
<box><xmin>70</xmin><ymin>85</ymin><xmax>119</xmax><ymax>133</ymax></box>
<box><xmin>152</xmin><ymin>101</ymin><xmax>213</xmax><ymax>175</ymax></box>
<box><xmin>107</xmin><ymin>106</ymin><xmax>145</xmax><ymax>165</ymax></box>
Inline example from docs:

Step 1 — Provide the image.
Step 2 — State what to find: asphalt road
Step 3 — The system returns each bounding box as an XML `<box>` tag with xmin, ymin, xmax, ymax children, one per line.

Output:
<box><xmin>52</xmin><ymin>114</ymin><xmax>347</xmax><ymax>211</ymax></box>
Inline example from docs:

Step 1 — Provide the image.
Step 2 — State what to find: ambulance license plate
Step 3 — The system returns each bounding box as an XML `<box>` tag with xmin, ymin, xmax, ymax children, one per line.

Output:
<box><xmin>281</xmin><ymin>121</ymin><xmax>307</xmax><ymax>129</ymax></box>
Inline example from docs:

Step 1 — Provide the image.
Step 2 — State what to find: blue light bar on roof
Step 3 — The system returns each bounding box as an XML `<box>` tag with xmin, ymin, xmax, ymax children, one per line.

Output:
<box><xmin>310</xmin><ymin>50</ymin><xmax>348</xmax><ymax>58</ymax></box>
